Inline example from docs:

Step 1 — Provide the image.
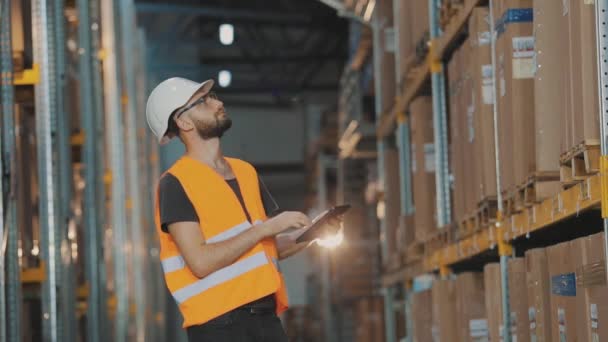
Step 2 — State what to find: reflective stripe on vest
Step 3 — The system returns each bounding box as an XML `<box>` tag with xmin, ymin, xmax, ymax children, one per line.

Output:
<box><xmin>173</xmin><ymin>251</ymin><xmax>269</xmax><ymax>304</ymax></box>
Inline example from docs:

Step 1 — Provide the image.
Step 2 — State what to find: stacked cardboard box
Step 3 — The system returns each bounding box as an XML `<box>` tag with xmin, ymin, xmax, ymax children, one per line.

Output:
<box><xmin>484</xmin><ymin>263</ymin><xmax>503</xmax><ymax>342</ymax></box>
<box><xmin>495</xmin><ymin>0</ymin><xmax>537</xmax><ymax>192</ymax></box>
<box><xmin>525</xmin><ymin>248</ymin><xmax>552</xmax><ymax>341</ymax></box>
<box><xmin>456</xmin><ymin>272</ymin><xmax>488</xmax><ymax>341</ymax></box>
<box><xmin>383</xmin><ymin>148</ymin><xmax>402</xmax><ymax>268</ymax></box>
<box><xmin>412</xmin><ymin>290</ymin><xmax>433</xmax><ymax>342</ymax></box>
<box><xmin>355</xmin><ymin>297</ymin><xmax>385</xmax><ymax>342</ymax></box>
<box><xmin>395</xmin><ymin>0</ymin><xmax>413</xmax><ymax>87</ymax></box>
<box><xmin>548</xmin><ymin>241</ymin><xmax>579</xmax><ymax>341</ymax></box>
<box><xmin>449</xmin><ymin>47</ymin><xmax>466</xmax><ymax>222</ymax></box>
<box><xmin>449</xmin><ymin>6</ymin><xmax>501</xmax><ymax>224</ymax></box>
<box><xmin>376</xmin><ymin>0</ymin><xmax>395</xmax><ymax>115</ymax></box>
<box><xmin>508</xmin><ymin>258</ymin><xmax>530</xmax><ymax>342</ymax></box>
<box><xmin>573</xmin><ymin>232</ymin><xmax>608</xmax><ymax>341</ymax></box>
<box><xmin>410</xmin><ymin>0</ymin><xmax>430</xmax><ymax>61</ymax></box>
<box><xmin>410</xmin><ymin>96</ymin><xmax>437</xmax><ymax>242</ymax></box>
<box><xmin>534</xmin><ymin>0</ymin><xmax>567</xmax><ymax>177</ymax></box>
<box><xmin>564</xmin><ymin>0</ymin><xmax>600</xmax><ymax>152</ymax></box>
<box><xmin>449</xmin><ymin>43</ymin><xmax>479</xmax><ymax>222</ymax></box>
<box><xmin>469</xmin><ymin>7</ymin><xmax>497</xmax><ymax>203</ymax></box>
<box><xmin>432</xmin><ymin>279</ymin><xmax>458</xmax><ymax>341</ymax></box>
<box><xmin>331</xmin><ymin>244</ymin><xmax>377</xmax><ymax>301</ymax></box>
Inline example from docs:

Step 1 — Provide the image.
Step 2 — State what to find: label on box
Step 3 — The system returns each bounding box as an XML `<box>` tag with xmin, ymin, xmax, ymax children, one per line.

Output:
<box><xmin>558</xmin><ymin>308</ymin><xmax>567</xmax><ymax>341</ymax></box>
<box><xmin>513</xmin><ymin>58</ymin><xmax>535</xmax><ymax>79</ymax></box>
<box><xmin>591</xmin><ymin>303</ymin><xmax>598</xmax><ymax>329</ymax></box>
<box><xmin>424</xmin><ymin>143</ymin><xmax>435</xmax><ymax>172</ymax></box>
<box><xmin>512</xmin><ymin>36</ymin><xmax>535</xmax><ymax>79</ymax></box>
<box><xmin>499</xmin><ymin>324</ymin><xmax>505</xmax><ymax>342</ymax></box>
<box><xmin>551</xmin><ymin>273</ymin><xmax>577</xmax><ymax>296</ymax></box>
<box><xmin>411</xmin><ymin>143</ymin><xmax>417</xmax><ymax>173</ymax></box>
<box><xmin>563</xmin><ymin>0</ymin><xmax>570</xmax><ymax>15</ymax></box>
<box><xmin>478</xmin><ymin>31</ymin><xmax>491</xmax><ymax>46</ymax></box>
<box><xmin>584</xmin><ymin>0</ymin><xmax>595</xmax><ymax>4</ymax></box>
<box><xmin>431</xmin><ymin>325</ymin><xmax>439</xmax><ymax>342</ymax></box>
<box><xmin>512</xmin><ymin>37</ymin><xmax>534</xmax><ymax>58</ymax></box>
<box><xmin>529</xmin><ymin>307</ymin><xmax>537</xmax><ymax>330</ymax></box>
<box><xmin>511</xmin><ymin>312</ymin><xmax>518</xmax><ymax>338</ymax></box>
<box><xmin>470</xmin><ymin>318</ymin><xmax>489</xmax><ymax>341</ymax></box>
<box><xmin>467</xmin><ymin>105</ymin><xmax>475</xmax><ymax>142</ymax></box>
<box><xmin>384</xmin><ymin>27</ymin><xmax>395</xmax><ymax>53</ymax></box>
<box><xmin>481</xmin><ymin>65</ymin><xmax>494</xmax><ymax>105</ymax></box>
<box><xmin>499</xmin><ymin>55</ymin><xmax>506</xmax><ymax>97</ymax></box>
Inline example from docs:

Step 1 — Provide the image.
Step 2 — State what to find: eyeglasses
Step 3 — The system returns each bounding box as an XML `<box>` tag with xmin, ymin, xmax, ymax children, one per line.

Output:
<box><xmin>174</xmin><ymin>92</ymin><xmax>218</xmax><ymax>118</ymax></box>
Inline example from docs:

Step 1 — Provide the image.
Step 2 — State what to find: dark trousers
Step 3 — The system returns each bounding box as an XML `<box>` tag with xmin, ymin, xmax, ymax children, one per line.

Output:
<box><xmin>187</xmin><ymin>308</ymin><xmax>288</xmax><ymax>342</ymax></box>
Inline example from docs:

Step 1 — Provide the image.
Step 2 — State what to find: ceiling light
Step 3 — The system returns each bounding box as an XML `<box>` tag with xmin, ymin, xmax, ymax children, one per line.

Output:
<box><xmin>219</xmin><ymin>24</ymin><xmax>234</xmax><ymax>45</ymax></box>
<box><xmin>219</xmin><ymin>70</ymin><xmax>232</xmax><ymax>88</ymax></box>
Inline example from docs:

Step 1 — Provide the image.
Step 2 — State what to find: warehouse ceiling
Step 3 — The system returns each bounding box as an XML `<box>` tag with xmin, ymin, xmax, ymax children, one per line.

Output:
<box><xmin>136</xmin><ymin>0</ymin><xmax>349</xmax><ymax>105</ymax></box>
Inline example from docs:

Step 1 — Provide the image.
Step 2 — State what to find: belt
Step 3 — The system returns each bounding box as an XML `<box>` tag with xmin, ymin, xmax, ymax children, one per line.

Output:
<box><xmin>237</xmin><ymin>295</ymin><xmax>276</xmax><ymax>315</ymax></box>
<box><xmin>236</xmin><ymin>306</ymin><xmax>275</xmax><ymax>315</ymax></box>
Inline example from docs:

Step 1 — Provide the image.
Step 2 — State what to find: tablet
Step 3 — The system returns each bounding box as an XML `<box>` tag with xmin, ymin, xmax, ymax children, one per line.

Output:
<box><xmin>295</xmin><ymin>204</ymin><xmax>351</xmax><ymax>243</ymax></box>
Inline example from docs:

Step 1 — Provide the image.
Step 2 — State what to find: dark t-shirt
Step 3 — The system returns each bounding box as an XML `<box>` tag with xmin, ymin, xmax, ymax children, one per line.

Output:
<box><xmin>158</xmin><ymin>174</ymin><xmax>279</xmax><ymax>233</ymax></box>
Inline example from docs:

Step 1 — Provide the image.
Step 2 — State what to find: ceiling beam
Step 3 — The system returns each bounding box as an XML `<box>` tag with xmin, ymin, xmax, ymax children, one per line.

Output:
<box><xmin>200</xmin><ymin>54</ymin><xmax>346</xmax><ymax>64</ymax></box>
<box><xmin>217</xmin><ymin>83</ymin><xmax>338</xmax><ymax>94</ymax></box>
<box><xmin>136</xmin><ymin>3</ymin><xmax>312</xmax><ymax>24</ymax></box>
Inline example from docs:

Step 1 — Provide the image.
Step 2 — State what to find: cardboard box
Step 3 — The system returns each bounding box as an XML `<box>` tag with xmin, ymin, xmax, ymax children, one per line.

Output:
<box><xmin>396</xmin><ymin>0</ymin><xmax>414</xmax><ymax>84</ymax></box>
<box><xmin>574</xmin><ymin>232</ymin><xmax>608</xmax><ymax>341</ymax></box>
<box><xmin>432</xmin><ymin>279</ymin><xmax>458</xmax><ymax>341</ymax></box>
<box><xmin>355</xmin><ymin>297</ymin><xmax>385</xmax><ymax>342</ymax></box>
<box><xmin>568</xmin><ymin>0</ymin><xmax>600</xmax><ymax>148</ymax></box>
<box><xmin>525</xmin><ymin>248</ymin><xmax>552</xmax><ymax>342</ymax></box>
<box><xmin>412</xmin><ymin>289</ymin><xmax>433</xmax><ymax>342</ymax></box>
<box><xmin>469</xmin><ymin>7</ymin><xmax>497</xmax><ymax>202</ymax></box>
<box><xmin>449</xmin><ymin>47</ymin><xmax>466</xmax><ymax>222</ymax></box>
<box><xmin>509</xmin><ymin>258</ymin><xmax>530</xmax><ymax>342</ymax></box>
<box><xmin>562</xmin><ymin>1</ymin><xmax>574</xmax><ymax>152</ymax></box>
<box><xmin>383</xmin><ymin>148</ymin><xmax>402</xmax><ymax>264</ymax></box>
<box><xmin>456</xmin><ymin>272</ymin><xmax>488</xmax><ymax>341</ymax></box>
<box><xmin>11</xmin><ymin>0</ymin><xmax>25</xmax><ymax>52</ymax></box>
<box><xmin>484</xmin><ymin>263</ymin><xmax>504</xmax><ymax>342</ymax></box>
<box><xmin>411</xmin><ymin>0</ymin><xmax>429</xmax><ymax>52</ymax></box>
<box><xmin>533</xmin><ymin>0</ymin><xmax>565</xmax><ymax>176</ymax></box>
<box><xmin>498</xmin><ymin>1</ymin><xmax>535</xmax><ymax>188</ymax></box>
<box><xmin>397</xmin><ymin>215</ymin><xmax>415</xmax><ymax>259</ymax></box>
<box><xmin>548</xmin><ymin>241</ymin><xmax>579</xmax><ymax>341</ymax></box>
<box><xmin>461</xmin><ymin>39</ymin><xmax>478</xmax><ymax>215</ymax></box>
<box><xmin>494</xmin><ymin>0</ymin><xmax>515</xmax><ymax>193</ymax></box>
<box><xmin>378</xmin><ymin>0</ymin><xmax>395</xmax><ymax>114</ymax></box>
<box><xmin>410</xmin><ymin>96</ymin><xmax>437</xmax><ymax>241</ymax></box>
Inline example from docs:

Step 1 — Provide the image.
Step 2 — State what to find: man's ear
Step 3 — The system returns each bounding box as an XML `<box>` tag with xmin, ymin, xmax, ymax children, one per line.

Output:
<box><xmin>175</xmin><ymin>115</ymin><xmax>194</xmax><ymax>133</ymax></box>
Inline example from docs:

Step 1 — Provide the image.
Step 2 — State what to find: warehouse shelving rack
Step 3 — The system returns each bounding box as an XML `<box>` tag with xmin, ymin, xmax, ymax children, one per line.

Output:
<box><xmin>0</xmin><ymin>0</ymin><xmax>164</xmax><ymax>341</ymax></box>
<box><xmin>370</xmin><ymin>0</ymin><xmax>608</xmax><ymax>341</ymax></box>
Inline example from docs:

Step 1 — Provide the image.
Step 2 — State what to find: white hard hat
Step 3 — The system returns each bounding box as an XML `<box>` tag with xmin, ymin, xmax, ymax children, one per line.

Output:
<box><xmin>146</xmin><ymin>77</ymin><xmax>214</xmax><ymax>144</ymax></box>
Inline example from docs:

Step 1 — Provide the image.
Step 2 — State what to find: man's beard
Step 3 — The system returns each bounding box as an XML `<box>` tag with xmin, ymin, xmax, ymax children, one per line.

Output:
<box><xmin>194</xmin><ymin>115</ymin><xmax>232</xmax><ymax>140</ymax></box>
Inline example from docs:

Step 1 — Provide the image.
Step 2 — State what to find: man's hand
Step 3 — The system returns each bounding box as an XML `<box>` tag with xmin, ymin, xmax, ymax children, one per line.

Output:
<box><xmin>261</xmin><ymin>211</ymin><xmax>311</xmax><ymax>238</ymax></box>
<box><xmin>276</xmin><ymin>214</ymin><xmax>345</xmax><ymax>260</ymax></box>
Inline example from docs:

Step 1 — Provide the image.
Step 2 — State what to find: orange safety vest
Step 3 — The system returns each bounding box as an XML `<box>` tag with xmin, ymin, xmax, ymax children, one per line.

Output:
<box><xmin>154</xmin><ymin>156</ymin><xmax>289</xmax><ymax>327</ymax></box>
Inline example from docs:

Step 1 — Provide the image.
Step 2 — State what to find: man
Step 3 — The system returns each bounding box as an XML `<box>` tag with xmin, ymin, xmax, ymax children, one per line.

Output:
<box><xmin>146</xmin><ymin>77</ymin><xmax>320</xmax><ymax>341</ymax></box>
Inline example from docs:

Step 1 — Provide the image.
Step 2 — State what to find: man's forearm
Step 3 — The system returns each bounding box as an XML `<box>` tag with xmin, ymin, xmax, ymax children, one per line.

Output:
<box><xmin>191</xmin><ymin>222</ymin><xmax>271</xmax><ymax>278</ymax></box>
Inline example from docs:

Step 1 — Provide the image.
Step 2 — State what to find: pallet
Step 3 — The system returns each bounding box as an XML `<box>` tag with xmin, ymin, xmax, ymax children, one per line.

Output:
<box><xmin>513</xmin><ymin>172</ymin><xmax>561</xmax><ymax>210</ymax></box>
<box><xmin>404</xmin><ymin>241</ymin><xmax>425</xmax><ymax>264</ymax></box>
<box><xmin>560</xmin><ymin>140</ymin><xmax>601</xmax><ymax>189</ymax></box>
<box><xmin>457</xmin><ymin>197</ymin><xmax>498</xmax><ymax>238</ymax></box>
<box><xmin>424</xmin><ymin>229</ymin><xmax>452</xmax><ymax>257</ymax></box>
